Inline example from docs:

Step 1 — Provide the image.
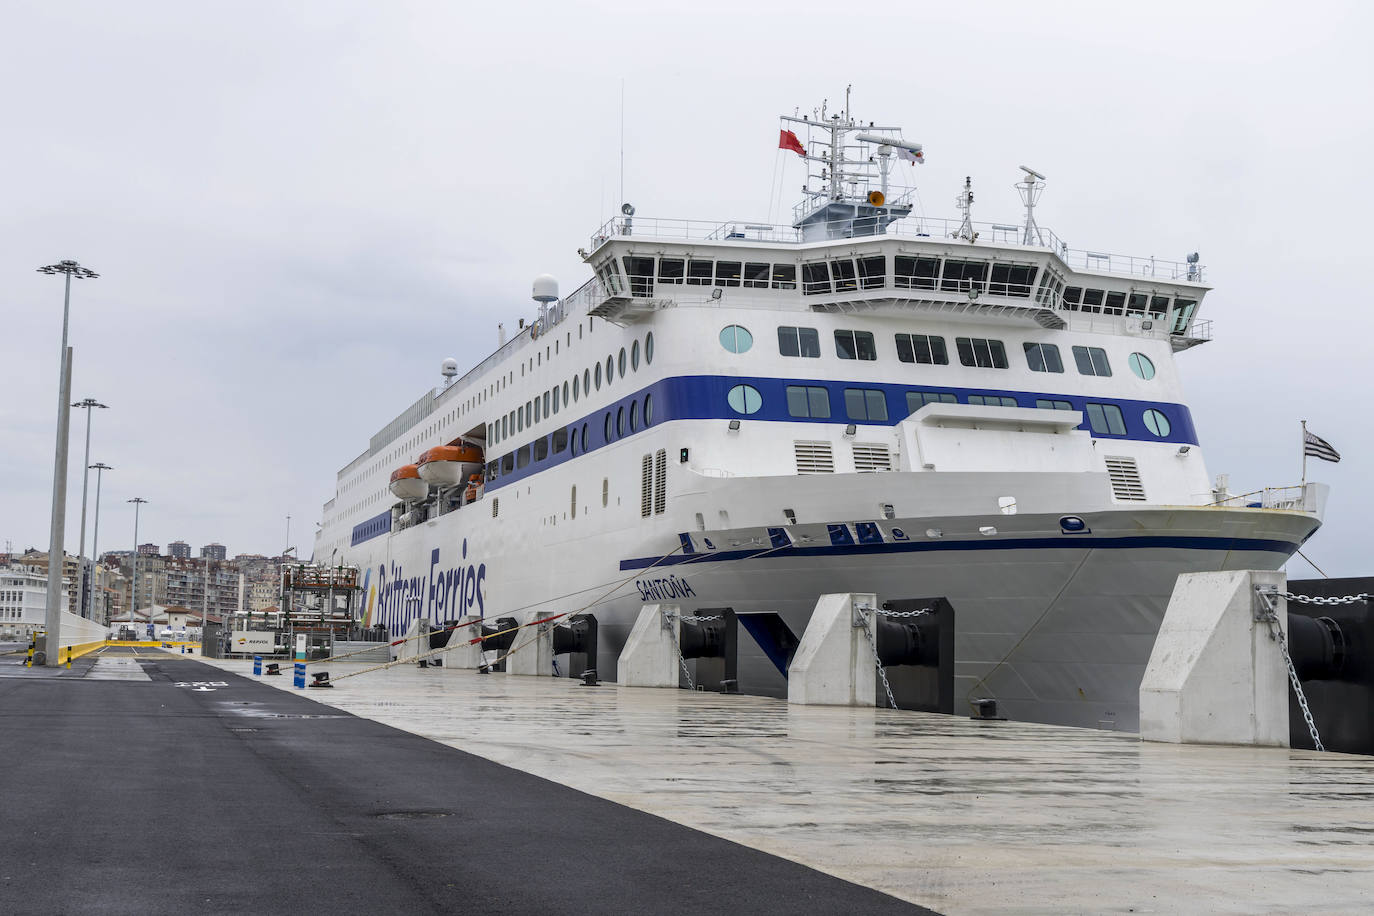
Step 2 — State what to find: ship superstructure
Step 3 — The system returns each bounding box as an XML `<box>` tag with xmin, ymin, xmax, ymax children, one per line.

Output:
<box><xmin>314</xmin><ymin>100</ymin><xmax>1324</xmax><ymax>730</ymax></box>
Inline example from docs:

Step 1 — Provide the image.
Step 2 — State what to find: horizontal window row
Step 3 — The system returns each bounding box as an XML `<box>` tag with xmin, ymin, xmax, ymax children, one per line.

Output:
<box><xmin>486</xmin><ymin>395</ymin><xmax>656</xmax><ymax>483</ymax></box>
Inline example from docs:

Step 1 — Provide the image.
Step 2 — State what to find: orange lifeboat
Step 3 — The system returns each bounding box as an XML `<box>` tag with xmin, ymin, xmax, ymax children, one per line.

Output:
<box><xmin>389</xmin><ymin>465</ymin><xmax>429</xmax><ymax>502</ymax></box>
<box><xmin>463</xmin><ymin>472</ymin><xmax>482</xmax><ymax>503</ymax></box>
<box><xmin>417</xmin><ymin>443</ymin><xmax>484</xmax><ymax>486</ymax></box>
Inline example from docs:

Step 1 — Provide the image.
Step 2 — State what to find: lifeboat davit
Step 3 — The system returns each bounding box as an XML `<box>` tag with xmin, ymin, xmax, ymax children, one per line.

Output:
<box><xmin>389</xmin><ymin>465</ymin><xmax>429</xmax><ymax>502</ymax></box>
<box><xmin>417</xmin><ymin>444</ymin><xmax>484</xmax><ymax>487</ymax></box>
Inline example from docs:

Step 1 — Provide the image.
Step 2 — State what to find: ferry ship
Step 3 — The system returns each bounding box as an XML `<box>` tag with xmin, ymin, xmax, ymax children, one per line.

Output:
<box><xmin>313</xmin><ymin>99</ymin><xmax>1325</xmax><ymax>730</ymax></box>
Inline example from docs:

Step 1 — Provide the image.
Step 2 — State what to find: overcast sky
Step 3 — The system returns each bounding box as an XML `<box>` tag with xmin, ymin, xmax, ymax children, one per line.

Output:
<box><xmin>2</xmin><ymin>1</ymin><xmax>1370</xmax><ymax>577</ymax></box>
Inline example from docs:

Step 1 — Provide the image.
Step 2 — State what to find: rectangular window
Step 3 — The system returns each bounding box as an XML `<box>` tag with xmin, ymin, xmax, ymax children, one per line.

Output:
<box><xmin>801</xmin><ymin>262</ymin><xmax>831</xmax><ymax>295</ymax></box>
<box><xmin>1172</xmin><ymin>299</ymin><xmax>1198</xmax><ymax>334</ymax></box>
<box><xmin>830</xmin><ymin>259</ymin><xmax>858</xmax><ymax>292</ymax></box>
<box><xmin>771</xmin><ymin>264</ymin><xmax>797</xmax><ymax>290</ymax></box>
<box><xmin>534</xmin><ymin>437</ymin><xmax>549</xmax><ymax>461</ymax></box>
<box><xmin>657</xmin><ymin>258</ymin><xmax>685</xmax><ymax>284</ymax></box>
<box><xmin>1085</xmin><ymin>402</ymin><xmax>1127</xmax><ymax>435</ymax></box>
<box><xmin>844</xmin><ymin>388</ymin><xmax>889</xmax><ymax>422</ymax></box>
<box><xmin>895</xmin><ymin>333</ymin><xmax>948</xmax><ymax>365</ymax></box>
<box><xmin>1080</xmin><ymin>288</ymin><xmax>1105</xmax><ymax>313</ymax></box>
<box><xmin>856</xmin><ymin>256</ymin><xmax>886</xmax><ymax>290</ymax></box>
<box><xmin>778</xmin><ymin>326</ymin><xmax>821</xmax><ymax>358</ymax></box>
<box><xmin>940</xmin><ymin>259</ymin><xmax>989</xmax><ymax>293</ymax></box>
<box><xmin>905</xmin><ymin>391</ymin><xmax>957</xmax><ymax>415</ymax></box>
<box><xmin>1150</xmin><ymin>296</ymin><xmax>1171</xmax><ymax>318</ymax></box>
<box><xmin>1062</xmin><ymin>286</ymin><xmax>1082</xmax><ymax>310</ymax></box>
<box><xmin>687</xmin><ymin>259</ymin><xmax>713</xmax><ymax>286</ymax></box>
<box><xmin>516</xmin><ymin>446</ymin><xmax>530</xmax><ymax>469</ymax></box>
<box><xmin>1072</xmin><ymin>345</ymin><xmax>1112</xmax><ymax>377</ymax></box>
<box><xmin>1127</xmin><ymin>292</ymin><xmax>1148</xmax><ymax>316</ymax></box>
<box><xmin>955</xmin><ymin>337</ymin><xmax>1008</xmax><ymax>369</ymax></box>
<box><xmin>623</xmin><ymin>256</ymin><xmax>654</xmax><ymax>297</ymax></box>
<box><xmin>716</xmin><ymin>261</ymin><xmax>742</xmax><ymax>287</ymax></box>
<box><xmin>893</xmin><ymin>256</ymin><xmax>940</xmax><ymax>290</ymax></box>
<box><xmin>542</xmin><ymin>391</ymin><xmax>550</xmax><ymax>416</ymax></box>
<box><xmin>834</xmin><ymin>329</ymin><xmax>877</xmax><ymax>360</ymax></box>
<box><xmin>1023</xmin><ymin>342</ymin><xmax>1064</xmax><ymax>373</ymax></box>
<box><xmin>786</xmin><ymin>385</ymin><xmax>831</xmax><ymax>419</ymax></box>
<box><xmin>1035</xmin><ymin>399</ymin><xmax>1074</xmax><ymax>411</ymax></box>
<box><xmin>743</xmin><ymin>262</ymin><xmax>770</xmax><ymax>288</ymax></box>
<box><xmin>1103</xmin><ymin>291</ymin><xmax>1126</xmax><ymax>315</ymax></box>
<box><xmin>552</xmin><ymin>428</ymin><xmax>568</xmax><ymax>453</ymax></box>
<box><xmin>968</xmin><ymin>394</ymin><xmax>1018</xmax><ymax>407</ymax></box>
<box><xmin>989</xmin><ymin>263</ymin><xmax>1036</xmax><ymax>297</ymax></box>
<box><xmin>501</xmin><ymin>453</ymin><xmax>515</xmax><ymax>474</ymax></box>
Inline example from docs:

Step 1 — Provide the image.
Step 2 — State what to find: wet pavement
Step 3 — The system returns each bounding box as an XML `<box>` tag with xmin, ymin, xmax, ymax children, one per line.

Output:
<box><xmin>191</xmin><ymin>651</ymin><xmax>1374</xmax><ymax>915</ymax></box>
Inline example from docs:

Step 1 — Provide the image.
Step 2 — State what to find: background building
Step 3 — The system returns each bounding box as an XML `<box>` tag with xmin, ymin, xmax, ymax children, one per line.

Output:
<box><xmin>167</xmin><ymin>540</ymin><xmax>191</xmax><ymax>559</ymax></box>
<box><xmin>1</xmin><ymin>564</ymin><xmax>70</xmax><ymax>640</ymax></box>
<box><xmin>200</xmin><ymin>543</ymin><xmax>227</xmax><ymax>561</ymax></box>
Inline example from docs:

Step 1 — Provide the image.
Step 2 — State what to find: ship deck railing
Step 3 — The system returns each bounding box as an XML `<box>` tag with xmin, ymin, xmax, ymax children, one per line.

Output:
<box><xmin>589</xmin><ymin>215</ymin><xmax>1200</xmax><ymax>282</ymax></box>
<box><xmin>1206</xmin><ymin>485</ymin><xmax>1312</xmax><ymax>511</ymax></box>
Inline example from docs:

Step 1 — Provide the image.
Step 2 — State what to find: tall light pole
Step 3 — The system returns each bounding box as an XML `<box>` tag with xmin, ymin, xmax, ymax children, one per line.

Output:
<box><xmin>73</xmin><ymin>398</ymin><xmax>108</xmax><ymax>617</ymax></box>
<box><xmin>87</xmin><ymin>463</ymin><xmax>112</xmax><ymax>621</ymax></box>
<box><xmin>39</xmin><ymin>259</ymin><xmax>99</xmax><ymax>665</ymax></box>
<box><xmin>128</xmin><ymin>498</ymin><xmax>147</xmax><ymax>636</ymax></box>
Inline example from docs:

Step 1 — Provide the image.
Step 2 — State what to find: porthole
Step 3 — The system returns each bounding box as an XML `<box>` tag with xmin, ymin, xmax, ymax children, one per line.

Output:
<box><xmin>719</xmin><ymin>324</ymin><xmax>753</xmax><ymax>354</ymax></box>
<box><xmin>618</xmin><ymin>347</ymin><xmax>627</xmax><ymax>377</ymax></box>
<box><xmin>604</xmin><ymin>412</ymin><xmax>612</xmax><ymax>441</ymax></box>
<box><xmin>573</xmin><ymin>375</ymin><xmax>580</xmax><ymax>401</ymax></box>
<box><xmin>570</xmin><ymin>428</ymin><xmax>577</xmax><ymax>456</ymax></box>
<box><xmin>1129</xmin><ymin>352</ymin><xmax>1156</xmax><ymax>380</ymax></box>
<box><xmin>1143</xmin><ymin>408</ymin><xmax>1171</xmax><ymax>437</ymax></box>
<box><xmin>727</xmin><ymin>384</ymin><xmax>763</xmax><ymax>415</ymax></box>
<box><xmin>583</xmin><ymin>368</ymin><xmax>590</xmax><ymax>394</ymax></box>
<box><xmin>645</xmin><ymin>332</ymin><xmax>655</xmax><ymax>365</ymax></box>
<box><xmin>581</xmin><ymin>422</ymin><xmax>589</xmax><ymax>452</ymax></box>
<box><xmin>562</xmin><ymin>381</ymin><xmax>569</xmax><ymax>404</ymax></box>
<box><xmin>644</xmin><ymin>393</ymin><xmax>654</xmax><ymax>426</ymax></box>
<box><xmin>630</xmin><ymin>400</ymin><xmax>639</xmax><ymax>432</ymax></box>
<box><xmin>617</xmin><ymin>406</ymin><xmax>625</xmax><ymax>437</ymax></box>
<box><xmin>606</xmin><ymin>355</ymin><xmax>615</xmax><ymax>384</ymax></box>
<box><xmin>631</xmin><ymin>340</ymin><xmax>640</xmax><ymax>371</ymax></box>
<box><xmin>594</xmin><ymin>363</ymin><xmax>602</xmax><ymax>390</ymax></box>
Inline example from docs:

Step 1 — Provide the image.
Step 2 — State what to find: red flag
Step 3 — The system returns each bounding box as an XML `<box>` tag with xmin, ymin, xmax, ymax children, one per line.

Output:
<box><xmin>778</xmin><ymin>129</ymin><xmax>806</xmax><ymax>157</ymax></box>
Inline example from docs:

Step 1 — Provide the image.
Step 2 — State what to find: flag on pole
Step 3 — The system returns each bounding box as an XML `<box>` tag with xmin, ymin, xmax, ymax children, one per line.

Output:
<box><xmin>778</xmin><ymin>129</ymin><xmax>806</xmax><ymax>157</ymax></box>
<box><xmin>896</xmin><ymin>147</ymin><xmax>925</xmax><ymax>165</ymax></box>
<box><xmin>1304</xmin><ymin>429</ymin><xmax>1341</xmax><ymax>463</ymax></box>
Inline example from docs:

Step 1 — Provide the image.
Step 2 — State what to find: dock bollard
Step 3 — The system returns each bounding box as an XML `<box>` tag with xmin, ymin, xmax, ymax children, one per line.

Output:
<box><xmin>293</xmin><ymin>662</ymin><xmax>306</xmax><ymax>689</ymax></box>
<box><xmin>253</xmin><ymin>655</ymin><xmax>262</xmax><ymax>676</ymax></box>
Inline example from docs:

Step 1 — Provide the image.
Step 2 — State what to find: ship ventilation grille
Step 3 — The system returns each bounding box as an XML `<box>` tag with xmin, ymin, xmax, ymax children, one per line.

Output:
<box><xmin>795</xmin><ymin>441</ymin><xmax>835</xmax><ymax>474</ymax></box>
<box><xmin>1105</xmin><ymin>456</ymin><xmax>1146</xmax><ymax>501</ymax></box>
<box><xmin>640</xmin><ymin>454</ymin><xmax>653</xmax><ymax>518</ymax></box>
<box><xmin>653</xmin><ymin>449</ymin><xmax>667</xmax><ymax>514</ymax></box>
<box><xmin>852</xmin><ymin>443</ymin><xmax>892</xmax><ymax>472</ymax></box>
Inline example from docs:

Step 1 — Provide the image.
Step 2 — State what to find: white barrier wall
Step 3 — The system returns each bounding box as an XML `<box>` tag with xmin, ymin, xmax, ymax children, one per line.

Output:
<box><xmin>788</xmin><ymin>593</ymin><xmax>878</xmax><ymax>707</ymax></box>
<box><xmin>58</xmin><ymin>612</ymin><xmax>107</xmax><ymax>646</ymax></box>
<box><xmin>619</xmin><ymin>604</ymin><xmax>681</xmax><ymax>688</ymax></box>
<box><xmin>1139</xmin><ymin>570</ymin><xmax>1290</xmax><ymax>747</ymax></box>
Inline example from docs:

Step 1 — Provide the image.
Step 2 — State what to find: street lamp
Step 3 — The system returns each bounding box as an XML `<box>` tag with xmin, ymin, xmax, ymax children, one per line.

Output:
<box><xmin>73</xmin><ymin>398</ymin><xmax>108</xmax><ymax>617</ymax></box>
<box><xmin>87</xmin><ymin>463</ymin><xmax>112</xmax><ymax>621</ymax></box>
<box><xmin>128</xmin><ymin>498</ymin><xmax>147</xmax><ymax>636</ymax></box>
<box><xmin>39</xmin><ymin>259</ymin><xmax>99</xmax><ymax>666</ymax></box>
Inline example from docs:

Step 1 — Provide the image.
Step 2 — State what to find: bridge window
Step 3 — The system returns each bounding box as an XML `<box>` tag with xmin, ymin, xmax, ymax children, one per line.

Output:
<box><xmin>716</xmin><ymin>261</ymin><xmax>742</xmax><ymax>287</ymax></box>
<box><xmin>1062</xmin><ymin>287</ymin><xmax>1082</xmax><ymax>309</ymax></box>
<box><xmin>802</xmin><ymin>262</ymin><xmax>831</xmax><ymax>295</ymax></box>
<box><xmin>743</xmin><ymin>262</ymin><xmax>770</xmax><ymax>288</ymax></box>
<box><xmin>1172</xmin><ymin>300</ymin><xmax>1198</xmax><ymax>333</ymax></box>
<box><xmin>1143</xmin><ymin>409</ymin><xmax>1171</xmax><ymax>437</ymax></box>
<box><xmin>1036</xmin><ymin>399</ymin><xmax>1074</xmax><ymax>411</ymax></box>
<box><xmin>687</xmin><ymin>259</ymin><xmax>713</xmax><ymax>285</ymax></box>
<box><xmin>894</xmin><ymin>256</ymin><xmax>940</xmax><ymax>290</ymax></box>
<box><xmin>1080</xmin><ymin>289</ymin><xmax>1105</xmax><ymax>313</ymax></box>
<box><xmin>1104</xmin><ymin>291</ymin><xmax>1126</xmax><ymax>315</ymax></box>
<box><xmin>1150</xmin><ymin>296</ymin><xmax>1171</xmax><ymax>318</ymax></box>
<box><xmin>834</xmin><ymin>329</ymin><xmax>877</xmax><ymax>361</ymax></box>
<box><xmin>968</xmin><ymin>395</ymin><xmax>1018</xmax><ymax>407</ymax></box>
<box><xmin>1129</xmin><ymin>353</ymin><xmax>1156</xmax><ymax>380</ymax></box>
<box><xmin>720</xmin><ymin>324</ymin><xmax>753</xmax><ymax>353</ymax></box>
<box><xmin>857</xmin><ymin>256</ymin><xmax>886</xmax><ymax>290</ymax></box>
<box><xmin>905</xmin><ymin>391</ymin><xmax>957</xmax><ymax>415</ymax></box>
<box><xmin>1085</xmin><ymin>403</ymin><xmax>1127</xmax><ymax>435</ymax></box>
<box><xmin>940</xmin><ymin>259</ymin><xmax>988</xmax><ymax>293</ymax></box>
<box><xmin>623</xmin><ymin>256</ymin><xmax>654</xmax><ymax>297</ymax></box>
<box><xmin>771</xmin><ymin>264</ymin><xmax>797</xmax><ymax>290</ymax></box>
<box><xmin>830</xmin><ymin>259</ymin><xmax>858</xmax><ymax>292</ymax></box>
<box><xmin>956</xmin><ymin>337</ymin><xmax>1008</xmax><ymax>369</ymax></box>
<box><xmin>1127</xmin><ymin>292</ymin><xmax>1149</xmax><ymax>316</ymax></box>
<box><xmin>844</xmin><ymin>388</ymin><xmax>888</xmax><ymax>422</ymax></box>
<box><xmin>895</xmin><ymin>333</ymin><xmax>947</xmax><ymax>365</ymax></box>
<box><xmin>989</xmin><ymin>263</ymin><xmax>1036</xmax><ymax>297</ymax></box>
<box><xmin>1072</xmin><ymin>345</ymin><xmax>1112</xmax><ymax>377</ymax></box>
<box><xmin>778</xmin><ymin>325</ymin><xmax>821</xmax><ymax>358</ymax></box>
<box><xmin>727</xmin><ymin>384</ymin><xmax>763</xmax><ymax>415</ymax></box>
<box><xmin>1023</xmin><ymin>342</ymin><xmax>1064</xmax><ymax>373</ymax></box>
<box><xmin>786</xmin><ymin>385</ymin><xmax>831</xmax><ymax>419</ymax></box>
<box><xmin>658</xmin><ymin>258</ymin><xmax>685</xmax><ymax>284</ymax></box>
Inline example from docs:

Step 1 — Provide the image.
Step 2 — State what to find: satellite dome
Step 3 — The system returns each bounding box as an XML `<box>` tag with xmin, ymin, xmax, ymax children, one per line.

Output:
<box><xmin>441</xmin><ymin>357</ymin><xmax>458</xmax><ymax>378</ymax></box>
<box><xmin>532</xmin><ymin>274</ymin><xmax>559</xmax><ymax>303</ymax></box>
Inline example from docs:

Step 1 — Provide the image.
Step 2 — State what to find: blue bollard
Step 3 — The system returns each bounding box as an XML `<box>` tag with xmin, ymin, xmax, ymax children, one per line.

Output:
<box><xmin>293</xmin><ymin>662</ymin><xmax>306</xmax><ymax>689</ymax></box>
<box><xmin>253</xmin><ymin>655</ymin><xmax>262</xmax><ymax>676</ymax></box>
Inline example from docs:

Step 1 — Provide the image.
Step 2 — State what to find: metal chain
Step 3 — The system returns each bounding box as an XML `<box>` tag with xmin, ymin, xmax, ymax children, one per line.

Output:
<box><xmin>856</xmin><ymin>608</ymin><xmax>898</xmax><ymax>710</ymax></box>
<box><xmin>1279</xmin><ymin>591</ymin><xmax>1369</xmax><ymax>606</ymax></box>
<box><xmin>1256</xmin><ymin>587</ymin><xmax>1324</xmax><ymax>751</ymax></box>
<box><xmin>666</xmin><ymin>616</ymin><xmax>695</xmax><ymax>690</ymax></box>
<box><xmin>877</xmin><ymin>607</ymin><xmax>931</xmax><ymax>619</ymax></box>
<box><xmin>680</xmin><ymin>615</ymin><xmax>722</xmax><ymax>622</ymax></box>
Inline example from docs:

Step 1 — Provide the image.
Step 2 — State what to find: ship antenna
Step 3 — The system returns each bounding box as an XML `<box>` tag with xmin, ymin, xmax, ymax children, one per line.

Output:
<box><xmin>1017</xmin><ymin>165</ymin><xmax>1047</xmax><ymax>245</ymax></box>
<box><xmin>619</xmin><ymin>77</ymin><xmax>625</xmax><ymax>207</ymax></box>
<box><xmin>955</xmin><ymin>176</ymin><xmax>976</xmax><ymax>241</ymax></box>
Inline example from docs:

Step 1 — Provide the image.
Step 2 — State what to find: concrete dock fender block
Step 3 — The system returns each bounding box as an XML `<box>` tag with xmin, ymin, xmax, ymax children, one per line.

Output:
<box><xmin>1140</xmin><ymin>570</ymin><xmax>1289</xmax><ymax>747</ymax></box>
<box><xmin>442</xmin><ymin>616</ymin><xmax>486</xmax><ymax>670</ymax></box>
<box><xmin>619</xmin><ymin>604</ymin><xmax>681</xmax><ymax>688</ymax></box>
<box><xmin>506</xmin><ymin>610</ymin><xmax>555</xmax><ymax>677</ymax></box>
<box><xmin>788</xmin><ymin>593</ymin><xmax>878</xmax><ymax>707</ymax></box>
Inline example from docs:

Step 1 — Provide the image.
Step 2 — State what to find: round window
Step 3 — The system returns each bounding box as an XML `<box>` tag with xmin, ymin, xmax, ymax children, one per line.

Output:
<box><xmin>644</xmin><ymin>393</ymin><xmax>653</xmax><ymax>426</ymax></box>
<box><xmin>720</xmin><ymin>325</ymin><xmax>753</xmax><ymax>353</ymax></box>
<box><xmin>581</xmin><ymin>422</ymin><xmax>589</xmax><ymax>451</ymax></box>
<box><xmin>616</xmin><ymin>406</ymin><xmax>625</xmax><ymax>437</ymax></box>
<box><xmin>570</xmin><ymin>427</ymin><xmax>577</xmax><ymax>456</ymax></box>
<box><xmin>618</xmin><ymin>348</ymin><xmax>627</xmax><ymax>376</ymax></box>
<box><xmin>604</xmin><ymin>412</ymin><xmax>612</xmax><ymax>441</ymax></box>
<box><xmin>594</xmin><ymin>363</ymin><xmax>602</xmax><ymax>390</ymax></box>
<box><xmin>605</xmin><ymin>355</ymin><xmax>614</xmax><ymax>384</ymax></box>
<box><xmin>727</xmin><ymin>384</ymin><xmax>762</xmax><ymax>415</ymax></box>
<box><xmin>1129</xmin><ymin>353</ymin><xmax>1156</xmax><ymax>380</ymax></box>
<box><xmin>562</xmin><ymin>381</ymin><xmax>569</xmax><ymax>404</ymax></box>
<box><xmin>583</xmin><ymin>368</ymin><xmax>590</xmax><ymax>394</ymax></box>
<box><xmin>645</xmin><ymin>332</ymin><xmax>654</xmax><ymax>365</ymax></box>
<box><xmin>630</xmin><ymin>400</ymin><xmax>639</xmax><ymax>432</ymax></box>
<box><xmin>631</xmin><ymin>340</ymin><xmax>640</xmax><ymax>371</ymax></box>
<box><xmin>573</xmin><ymin>375</ymin><xmax>580</xmax><ymax>401</ymax></box>
<box><xmin>1143</xmin><ymin>408</ymin><xmax>1171</xmax><ymax>437</ymax></box>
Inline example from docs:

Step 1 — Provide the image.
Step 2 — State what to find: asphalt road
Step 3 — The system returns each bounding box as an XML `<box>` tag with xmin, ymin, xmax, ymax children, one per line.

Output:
<box><xmin>0</xmin><ymin>650</ymin><xmax>936</xmax><ymax>915</ymax></box>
